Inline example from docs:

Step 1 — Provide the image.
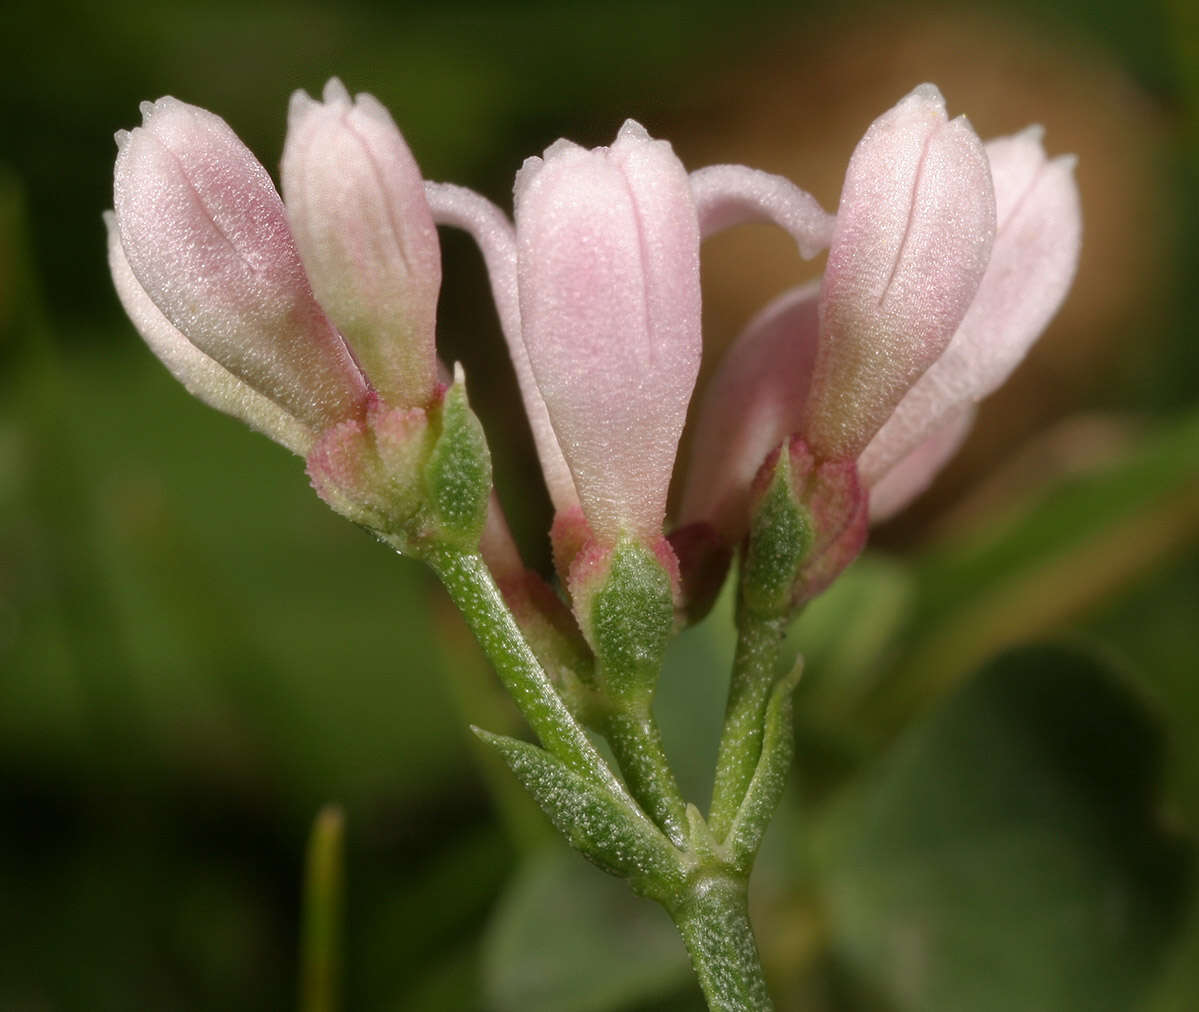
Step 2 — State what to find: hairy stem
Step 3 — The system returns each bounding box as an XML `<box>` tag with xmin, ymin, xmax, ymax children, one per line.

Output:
<box><xmin>708</xmin><ymin>611</ymin><xmax>787</xmax><ymax>839</ymax></box>
<box><xmin>421</xmin><ymin>544</ymin><xmax>619</xmax><ymax>792</ymax></box>
<box><xmin>670</xmin><ymin>874</ymin><xmax>774</xmax><ymax>1011</ymax></box>
<box><xmin>600</xmin><ymin>702</ymin><xmax>689</xmax><ymax>847</ymax></box>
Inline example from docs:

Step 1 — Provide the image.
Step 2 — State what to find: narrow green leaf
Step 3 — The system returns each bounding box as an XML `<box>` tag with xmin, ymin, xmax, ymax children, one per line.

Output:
<box><xmin>473</xmin><ymin>728</ymin><xmax>687</xmax><ymax>899</ymax></box>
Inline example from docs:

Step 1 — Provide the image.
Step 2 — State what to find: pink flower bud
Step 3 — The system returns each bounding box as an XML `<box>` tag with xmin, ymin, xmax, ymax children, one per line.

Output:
<box><xmin>106</xmin><ymin>212</ymin><xmax>314</xmax><ymax>456</ymax></box>
<box><xmin>859</xmin><ymin>127</ymin><xmax>1081</xmax><ymax>487</ymax></box>
<box><xmin>514</xmin><ymin>120</ymin><xmax>702</xmax><ymax>544</ymax></box>
<box><xmin>802</xmin><ymin>84</ymin><xmax>996</xmax><ymax>460</ymax></box>
<box><xmin>111</xmin><ymin>97</ymin><xmax>368</xmax><ymax>434</ymax></box>
<box><xmin>282</xmin><ymin>79</ymin><xmax>441</xmax><ymax>408</ymax></box>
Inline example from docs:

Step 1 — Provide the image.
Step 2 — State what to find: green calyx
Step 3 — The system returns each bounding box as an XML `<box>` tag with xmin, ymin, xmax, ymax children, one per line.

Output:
<box><xmin>423</xmin><ymin>369</ymin><xmax>492</xmax><ymax>551</ymax></box>
<box><xmin>308</xmin><ymin>366</ymin><xmax>492</xmax><ymax>556</ymax></box>
<box><xmin>741</xmin><ymin>450</ymin><xmax>813</xmax><ymax>619</ymax></box>
<box><xmin>586</xmin><ymin>540</ymin><xmax>675</xmax><ymax>703</ymax></box>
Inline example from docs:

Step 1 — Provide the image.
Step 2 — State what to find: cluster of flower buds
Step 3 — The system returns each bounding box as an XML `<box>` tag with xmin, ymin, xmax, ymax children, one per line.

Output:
<box><xmin>108</xmin><ymin>82</ymin><xmax>489</xmax><ymax>554</ymax></box>
<box><xmin>109</xmin><ymin>80</ymin><xmax>1080</xmax><ymax>620</ymax></box>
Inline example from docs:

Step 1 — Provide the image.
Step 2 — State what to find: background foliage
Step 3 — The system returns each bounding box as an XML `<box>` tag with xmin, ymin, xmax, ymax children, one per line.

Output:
<box><xmin>1</xmin><ymin>0</ymin><xmax>1197</xmax><ymax>1008</ymax></box>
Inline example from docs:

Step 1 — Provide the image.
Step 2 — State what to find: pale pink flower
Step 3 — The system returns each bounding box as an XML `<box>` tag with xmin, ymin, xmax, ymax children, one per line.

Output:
<box><xmin>282</xmin><ymin>78</ymin><xmax>441</xmax><ymax>409</ymax></box>
<box><xmin>432</xmin><ymin>122</ymin><xmax>705</xmax><ymax>547</ymax></box>
<box><xmin>859</xmin><ymin>126</ymin><xmax>1082</xmax><ymax>501</ymax></box>
<box><xmin>111</xmin><ymin>97</ymin><xmax>369</xmax><ymax>449</ymax></box>
<box><xmin>512</xmin><ymin>121</ymin><xmax>702</xmax><ymax>545</ymax></box>
<box><xmin>110</xmin><ymin>85</ymin><xmax>445</xmax><ymax>459</ymax></box>
<box><xmin>683</xmin><ymin>84</ymin><xmax>1078</xmax><ymax>542</ymax></box>
<box><xmin>803</xmin><ymin>83</ymin><xmax>996</xmax><ymax>461</ymax></box>
<box><xmin>106</xmin><ymin>215</ymin><xmax>316</xmax><ymax>455</ymax></box>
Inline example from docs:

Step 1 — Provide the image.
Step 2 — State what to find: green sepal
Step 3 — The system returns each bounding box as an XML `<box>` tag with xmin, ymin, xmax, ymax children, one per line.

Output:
<box><xmin>588</xmin><ymin>541</ymin><xmax>675</xmax><ymax>702</ymax></box>
<box><xmin>724</xmin><ymin>657</ymin><xmax>803</xmax><ymax>875</ymax></box>
<box><xmin>473</xmin><ymin>727</ymin><xmax>688</xmax><ymax>900</ymax></box>
<box><xmin>741</xmin><ymin>450</ymin><xmax>812</xmax><ymax>618</ymax></box>
<box><xmin>424</xmin><ymin>365</ymin><xmax>491</xmax><ymax>550</ymax></box>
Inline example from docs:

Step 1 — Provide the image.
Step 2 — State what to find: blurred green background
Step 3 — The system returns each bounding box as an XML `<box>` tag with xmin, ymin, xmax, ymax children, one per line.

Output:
<box><xmin>2</xmin><ymin>0</ymin><xmax>1197</xmax><ymax>1009</ymax></box>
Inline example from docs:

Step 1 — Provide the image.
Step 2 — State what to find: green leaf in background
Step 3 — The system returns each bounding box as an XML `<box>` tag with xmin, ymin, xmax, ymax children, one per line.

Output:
<box><xmin>482</xmin><ymin>846</ymin><xmax>694</xmax><ymax>1012</ymax></box>
<box><xmin>888</xmin><ymin>410</ymin><xmax>1199</xmax><ymax>717</ymax></box>
<box><xmin>814</xmin><ymin>643</ymin><xmax>1191</xmax><ymax>1012</ymax></box>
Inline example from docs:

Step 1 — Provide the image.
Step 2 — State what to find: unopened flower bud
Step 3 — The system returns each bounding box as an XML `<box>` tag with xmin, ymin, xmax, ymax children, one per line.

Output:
<box><xmin>515</xmin><ymin>120</ymin><xmax>701</xmax><ymax>545</ymax></box>
<box><xmin>859</xmin><ymin>126</ymin><xmax>1081</xmax><ymax>489</ymax></box>
<box><xmin>803</xmin><ymin>84</ymin><xmax>995</xmax><ymax>460</ymax></box>
<box><xmin>106</xmin><ymin>212</ymin><xmax>314</xmax><ymax>455</ymax></box>
<box><xmin>282</xmin><ymin>79</ymin><xmax>441</xmax><ymax>408</ymax></box>
<box><xmin>111</xmin><ymin>97</ymin><xmax>368</xmax><ymax>435</ymax></box>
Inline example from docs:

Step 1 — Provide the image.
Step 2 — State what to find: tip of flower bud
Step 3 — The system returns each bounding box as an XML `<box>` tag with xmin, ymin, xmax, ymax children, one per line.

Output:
<box><xmin>1053</xmin><ymin>152</ymin><xmax>1080</xmax><ymax>174</ymax></box>
<box><xmin>138</xmin><ymin>97</ymin><xmax>180</xmax><ymax>124</ymax></box>
<box><xmin>1014</xmin><ymin>123</ymin><xmax>1047</xmax><ymax>147</ymax></box>
<box><xmin>101</xmin><ymin>209</ymin><xmax>115</xmax><ymax>230</ymax></box>
<box><xmin>906</xmin><ymin>82</ymin><xmax>945</xmax><ymax>108</ymax></box>
<box><xmin>616</xmin><ymin>119</ymin><xmax>650</xmax><ymax>142</ymax></box>
<box><xmin>513</xmin><ymin>154</ymin><xmax>545</xmax><ymax>201</ymax></box>
<box><xmin>322</xmin><ymin>76</ymin><xmax>352</xmax><ymax>105</ymax></box>
<box><xmin>353</xmin><ymin>90</ymin><xmax>394</xmax><ymax>127</ymax></box>
<box><xmin>288</xmin><ymin>87</ymin><xmax>318</xmax><ymax>121</ymax></box>
<box><xmin>113</xmin><ymin>129</ymin><xmax>130</xmax><ymax>150</ymax></box>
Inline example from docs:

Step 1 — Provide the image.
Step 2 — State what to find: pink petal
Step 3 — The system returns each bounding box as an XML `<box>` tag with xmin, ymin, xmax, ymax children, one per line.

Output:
<box><xmin>515</xmin><ymin>120</ymin><xmax>701</xmax><ymax>543</ymax></box>
<box><xmin>803</xmin><ymin>84</ymin><xmax>995</xmax><ymax>460</ymax></box>
<box><xmin>859</xmin><ymin>128</ymin><xmax>1080</xmax><ymax>486</ymax></box>
<box><xmin>867</xmin><ymin>406</ymin><xmax>975</xmax><ymax>522</ymax></box>
<box><xmin>282</xmin><ymin>79</ymin><xmax>440</xmax><ymax>408</ymax></box>
<box><xmin>424</xmin><ymin>181</ymin><xmax>578</xmax><ymax>515</ymax></box>
<box><xmin>113</xmin><ymin>97</ymin><xmax>368</xmax><ymax>432</ymax></box>
<box><xmin>107</xmin><ymin>212</ymin><xmax>314</xmax><ymax>456</ymax></box>
<box><xmin>679</xmin><ymin>282</ymin><xmax>821</xmax><ymax>540</ymax></box>
<box><xmin>690</xmin><ymin>164</ymin><xmax>835</xmax><ymax>257</ymax></box>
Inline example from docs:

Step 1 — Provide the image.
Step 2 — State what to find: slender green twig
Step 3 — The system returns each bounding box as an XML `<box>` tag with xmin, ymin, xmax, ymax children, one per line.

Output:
<box><xmin>708</xmin><ymin>610</ymin><xmax>787</xmax><ymax>840</ymax></box>
<box><xmin>599</xmin><ymin>702</ymin><xmax>689</xmax><ymax>846</ymax></box>
<box><xmin>420</xmin><ymin>544</ymin><xmax>620</xmax><ymax>793</ymax></box>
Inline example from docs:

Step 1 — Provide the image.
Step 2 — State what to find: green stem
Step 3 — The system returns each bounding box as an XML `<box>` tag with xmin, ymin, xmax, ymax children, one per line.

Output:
<box><xmin>669</xmin><ymin>874</ymin><xmax>773</xmax><ymax>1011</ymax></box>
<box><xmin>421</xmin><ymin>544</ymin><xmax>619</xmax><ymax>792</ymax></box>
<box><xmin>708</xmin><ymin>611</ymin><xmax>787</xmax><ymax>839</ymax></box>
<box><xmin>298</xmin><ymin>805</ymin><xmax>344</xmax><ymax>1012</ymax></box>
<box><xmin>599</xmin><ymin>702</ymin><xmax>689</xmax><ymax>846</ymax></box>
